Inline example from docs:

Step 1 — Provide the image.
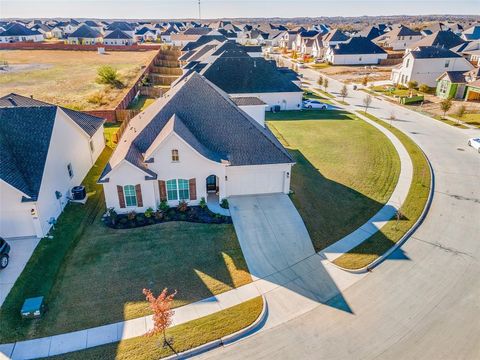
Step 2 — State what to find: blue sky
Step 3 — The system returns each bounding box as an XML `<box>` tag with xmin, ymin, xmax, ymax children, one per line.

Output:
<box><xmin>1</xmin><ymin>0</ymin><xmax>478</xmax><ymax>19</ymax></box>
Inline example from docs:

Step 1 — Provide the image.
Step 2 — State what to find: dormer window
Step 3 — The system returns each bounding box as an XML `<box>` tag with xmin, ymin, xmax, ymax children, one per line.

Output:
<box><xmin>171</xmin><ymin>149</ymin><xmax>179</xmax><ymax>162</ymax></box>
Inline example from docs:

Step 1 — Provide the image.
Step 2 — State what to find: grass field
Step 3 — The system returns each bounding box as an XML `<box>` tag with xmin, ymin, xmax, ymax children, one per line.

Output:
<box><xmin>47</xmin><ymin>297</ymin><xmax>263</xmax><ymax>360</ymax></box>
<box><xmin>451</xmin><ymin>113</ymin><xmax>480</xmax><ymax>128</ymax></box>
<box><xmin>0</xmin><ymin>142</ymin><xmax>250</xmax><ymax>342</ymax></box>
<box><xmin>127</xmin><ymin>95</ymin><xmax>156</xmax><ymax>110</ymax></box>
<box><xmin>333</xmin><ymin>112</ymin><xmax>431</xmax><ymax>269</ymax></box>
<box><xmin>267</xmin><ymin>110</ymin><xmax>400</xmax><ymax>251</ymax></box>
<box><xmin>0</xmin><ymin>50</ymin><xmax>157</xmax><ymax>110</ymax></box>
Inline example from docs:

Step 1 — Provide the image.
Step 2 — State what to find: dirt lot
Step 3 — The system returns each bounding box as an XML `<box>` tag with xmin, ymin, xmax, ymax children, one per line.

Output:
<box><xmin>0</xmin><ymin>49</ymin><xmax>158</xmax><ymax>109</ymax></box>
<box><xmin>314</xmin><ymin>64</ymin><xmax>396</xmax><ymax>83</ymax></box>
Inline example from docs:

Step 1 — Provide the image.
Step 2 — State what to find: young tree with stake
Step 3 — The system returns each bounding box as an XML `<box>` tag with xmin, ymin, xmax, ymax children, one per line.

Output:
<box><xmin>143</xmin><ymin>288</ymin><xmax>178</xmax><ymax>353</ymax></box>
<box><xmin>323</xmin><ymin>78</ymin><xmax>329</xmax><ymax>92</ymax></box>
<box><xmin>340</xmin><ymin>84</ymin><xmax>348</xmax><ymax>101</ymax></box>
<box><xmin>363</xmin><ymin>94</ymin><xmax>372</xmax><ymax>113</ymax></box>
<box><xmin>440</xmin><ymin>98</ymin><xmax>452</xmax><ymax>119</ymax></box>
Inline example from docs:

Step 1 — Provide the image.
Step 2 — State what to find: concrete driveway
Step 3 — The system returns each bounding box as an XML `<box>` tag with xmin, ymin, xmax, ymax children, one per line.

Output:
<box><xmin>197</xmin><ymin>60</ymin><xmax>480</xmax><ymax>360</ymax></box>
<box><xmin>229</xmin><ymin>194</ymin><xmax>315</xmax><ymax>280</ymax></box>
<box><xmin>0</xmin><ymin>237</ymin><xmax>40</xmax><ymax>306</ymax></box>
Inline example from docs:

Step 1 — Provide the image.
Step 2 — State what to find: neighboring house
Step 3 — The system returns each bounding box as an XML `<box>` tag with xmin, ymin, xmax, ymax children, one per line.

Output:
<box><xmin>322</xmin><ymin>29</ymin><xmax>350</xmax><ymax>48</ymax></box>
<box><xmin>325</xmin><ymin>37</ymin><xmax>388</xmax><ymax>65</ymax></box>
<box><xmin>31</xmin><ymin>24</ymin><xmax>53</xmax><ymax>39</ymax></box>
<box><xmin>98</xmin><ymin>73</ymin><xmax>293</xmax><ymax>213</ymax></box>
<box><xmin>135</xmin><ymin>27</ymin><xmax>157</xmax><ymax>42</ymax></box>
<box><xmin>451</xmin><ymin>40</ymin><xmax>480</xmax><ymax>65</ymax></box>
<box><xmin>184</xmin><ymin>45</ymin><xmax>303</xmax><ymax>111</ymax></box>
<box><xmin>0</xmin><ymin>23</ymin><xmax>44</xmax><ymax>43</ymax></box>
<box><xmin>373</xmin><ymin>25</ymin><xmax>423</xmax><ymax>50</ymax></box>
<box><xmin>354</xmin><ymin>26</ymin><xmax>384</xmax><ymax>40</ymax></box>
<box><xmin>104</xmin><ymin>21</ymin><xmax>135</xmax><ymax>39</ymax></box>
<box><xmin>80</xmin><ymin>20</ymin><xmax>104</xmax><ymax>34</ymax></box>
<box><xmin>391</xmin><ymin>46</ymin><xmax>474</xmax><ymax>87</ymax></box>
<box><xmin>160</xmin><ymin>27</ymin><xmax>176</xmax><ymax>43</ymax></box>
<box><xmin>103</xmin><ymin>29</ymin><xmax>135</xmax><ymax>46</ymax></box>
<box><xmin>311</xmin><ymin>36</ymin><xmax>323</xmax><ymax>58</ymax></box>
<box><xmin>293</xmin><ymin>30</ymin><xmax>320</xmax><ymax>52</ymax></box>
<box><xmin>67</xmin><ymin>25</ymin><xmax>103</xmax><ymax>45</ymax></box>
<box><xmin>300</xmin><ymin>34</ymin><xmax>322</xmax><ymax>56</ymax></box>
<box><xmin>171</xmin><ymin>27</ymin><xmax>212</xmax><ymax>47</ymax></box>
<box><xmin>407</xmin><ymin>30</ymin><xmax>465</xmax><ymax>52</ymax></box>
<box><xmin>63</xmin><ymin>19</ymin><xmax>80</xmax><ymax>35</ymax></box>
<box><xmin>462</xmin><ymin>26</ymin><xmax>480</xmax><ymax>41</ymax></box>
<box><xmin>279</xmin><ymin>30</ymin><xmax>301</xmax><ymax>50</ymax></box>
<box><xmin>0</xmin><ymin>94</ymin><xmax>105</xmax><ymax>238</ymax></box>
<box><xmin>435</xmin><ymin>68</ymin><xmax>480</xmax><ymax>100</ymax></box>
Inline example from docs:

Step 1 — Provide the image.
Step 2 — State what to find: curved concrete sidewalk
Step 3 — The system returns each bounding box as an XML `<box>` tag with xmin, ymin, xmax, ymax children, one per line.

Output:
<box><xmin>1</xmin><ymin>103</ymin><xmax>414</xmax><ymax>360</ymax></box>
<box><xmin>319</xmin><ymin>110</ymin><xmax>414</xmax><ymax>262</ymax></box>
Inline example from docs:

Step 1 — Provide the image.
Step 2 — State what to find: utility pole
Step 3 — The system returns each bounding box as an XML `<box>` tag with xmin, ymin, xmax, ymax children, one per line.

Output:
<box><xmin>198</xmin><ymin>0</ymin><xmax>201</xmax><ymax>20</ymax></box>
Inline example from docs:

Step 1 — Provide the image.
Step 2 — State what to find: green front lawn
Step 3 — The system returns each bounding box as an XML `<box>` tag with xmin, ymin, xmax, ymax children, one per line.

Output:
<box><xmin>333</xmin><ymin>112</ymin><xmax>431</xmax><ymax>269</ymax></box>
<box><xmin>46</xmin><ymin>297</ymin><xmax>263</xmax><ymax>360</ymax></box>
<box><xmin>103</xmin><ymin>123</ymin><xmax>121</xmax><ymax>148</ymax></box>
<box><xmin>0</xmin><ymin>148</ymin><xmax>250</xmax><ymax>342</ymax></box>
<box><xmin>267</xmin><ymin>110</ymin><xmax>400</xmax><ymax>251</ymax></box>
<box><xmin>451</xmin><ymin>113</ymin><xmax>480</xmax><ymax>128</ymax></box>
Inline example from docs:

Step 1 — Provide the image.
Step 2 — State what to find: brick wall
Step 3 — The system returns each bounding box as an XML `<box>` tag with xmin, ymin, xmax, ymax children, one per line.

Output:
<box><xmin>0</xmin><ymin>42</ymin><xmax>162</xmax><ymax>51</ymax></box>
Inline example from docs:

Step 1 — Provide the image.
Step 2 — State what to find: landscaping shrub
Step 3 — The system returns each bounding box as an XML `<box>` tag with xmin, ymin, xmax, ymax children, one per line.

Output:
<box><xmin>220</xmin><ymin>198</ymin><xmax>229</xmax><ymax>209</ymax></box>
<box><xmin>177</xmin><ymin>200</ymin><xmax>189</xmax><ymax>213</ymax></box>
<box><xmin>127</xmin><ymin>211</ymin><xmax>137</xmax><ymax>221</ymax></box>
<box><xmin>96</xmin><ymin>65</ymin><xmax>123</xmax><ymax>88</ymax></box>
<box><xmin>158</xmin><ymin>199</ymin><xmax>169</xmax><ymax>212</ymax></box>
<box><xmin>199</xmin><ymin>197</ymin><xmax>207</xmax><ymax>209</ymax></box>
<box><xmin>144</xmin><ymin>207</ymin><xmax>154</xmax><ymax>218</ymax></box>
<box><xmin>86</xmin><ymin>90</ymin><xmax>109</xmax><ymax>106</ymax></box>
<box><xmin>418</xmin><ymin>84</ymin><xmax>430</xmax><ymax>93</ymax></box>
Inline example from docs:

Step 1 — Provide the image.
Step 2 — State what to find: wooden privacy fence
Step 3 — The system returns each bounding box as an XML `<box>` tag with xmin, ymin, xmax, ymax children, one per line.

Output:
<box><xmin>379</xmin><ymin>58</ymin><xmax>403</xmax><ymax>66</ymax></box>
<box><xmin>140</xmin><ymin>87</ymin><xmax>166</xmax><ymax>97</ymax></box>
<box><xmin>0</xmin><ymin>42</ymin><xmax>163</xmax><ymax>51</ymax></box>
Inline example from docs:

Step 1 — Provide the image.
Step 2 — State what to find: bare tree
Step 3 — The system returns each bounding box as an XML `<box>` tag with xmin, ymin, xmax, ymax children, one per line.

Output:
<box><xmin>389</xmin><ymin>111</ymin><xmax>396</xmax><ymax>127</ymax></box>
<box><xmin>363</xmin><ymin>94</ymin><xmax>373</xmax><ymax>113</ymax></box>
<box><xmin>323</xmin><ymin>78</ymin><xmax>329</xmax><ymax>92</ymax></box>
<box><xmin>340</xmin><ymin>84</ymin><xmax>348</xmax><ymax>102</ymax></box>
<box><xmin>317</xmin><ymin>76</ymin><xmax>323</xmax><ymax>87</ymax></box>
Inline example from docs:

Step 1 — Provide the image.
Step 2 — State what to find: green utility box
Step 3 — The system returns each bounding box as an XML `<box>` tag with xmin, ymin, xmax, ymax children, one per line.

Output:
<box><xmin>400</xmin><ymin>95</ymin><xmax>424</xmax><ymax>105</ymax></box>
<box><xmin>21</xmin><ymin>296</ymin><xmax>45</xmax><ymax>319</ymax></box>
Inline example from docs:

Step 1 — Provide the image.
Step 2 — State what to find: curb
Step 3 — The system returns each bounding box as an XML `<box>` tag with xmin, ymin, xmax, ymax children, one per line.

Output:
<box><xmin>334</xmin><ymin>123</ymin><xmax>435</xmax><ymax>274</ymax></box>
<box><xmin>163</xmin><ymin>295</ymin><xmax>268</xmax><ymax>360</ymax></box>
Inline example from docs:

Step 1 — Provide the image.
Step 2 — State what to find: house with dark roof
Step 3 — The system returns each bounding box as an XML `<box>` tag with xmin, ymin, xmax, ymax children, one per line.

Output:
<box><xmin>373</xmin><ymin>25</ymin><xmax>423</xmax><ymax>50</ymax></box>
<box><xmin>105</xmin><ymin>21</ymin><xmax>135</xmax><ymax>38</ymax></box>
<box><xmin>436</xmin><ymin>68</ymin><xmax>480</xmax><ymax>100</ymax></box>
<box><xmin>0</xmin><ymin>22</ymin><xmax>44</xmax><ymax>43</ymax></box>
<box><xmin>98</xmin><ymin>73</ymin><xmax>293</xmax><ymax>213</ymax></box>
<box><xmin>322</xmin><ymin>29</ymin><xmax>350</xmax><ymax>48</ymax></box>
<box><xmin>67</xmin><ymin>24</ymin><xmax>103</xmax><ymax>45</ymax></box>
<box><xmin>134</xmin><ymin>26</ymin><xmax>157</xmax><ymax>42</ymax></box>
<box><xmin>104</xmin><ymin>28</ymin><xmax>134</xmax><ymax>46</ymax></box>
<box><xmin>462</xmin><ymin>25</ymin><xmax>480</xmax><ymax>41</ymax></box>
<box><xmin>325</xmin><ymin>37</ymin><xmax>388</xmax><ymax>65</ymax></box>
<box><xmin>182</xmin><ymin>44</ymin><xmax>303</xmax><ymax>110</ymax></box>
<box><xmin>407</xmin><ymin>30</ymin><xmax>465</xmax><ymax>51</ymax></box>
<box><xmin>391</xmin><ymin>46</ymin><xmax>474</xmax><ymax>87</ymax></box>
<box><xmin>0</xmin><ymin>94</ymin><xmax>105</xmax><ymax>238</ymax></box>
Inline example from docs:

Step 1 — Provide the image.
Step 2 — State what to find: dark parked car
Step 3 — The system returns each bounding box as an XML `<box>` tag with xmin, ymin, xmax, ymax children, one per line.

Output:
<box><xmin>0</xmin><ymin>237</ymin><xmax>10</xmax><ymax>269</ymax></box>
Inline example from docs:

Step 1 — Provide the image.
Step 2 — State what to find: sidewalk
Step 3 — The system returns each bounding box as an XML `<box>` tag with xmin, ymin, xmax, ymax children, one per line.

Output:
<box><xmin>1</xmin><ymin>68</ymin><xmax>415</xmax><ymax>360</ymax></box>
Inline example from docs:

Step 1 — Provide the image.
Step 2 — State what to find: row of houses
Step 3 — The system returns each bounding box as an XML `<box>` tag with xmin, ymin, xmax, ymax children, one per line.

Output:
<box><xmin>0</xmin><ymin>41</ymin><xmax>301</xmax><ymax>238</ymax></box>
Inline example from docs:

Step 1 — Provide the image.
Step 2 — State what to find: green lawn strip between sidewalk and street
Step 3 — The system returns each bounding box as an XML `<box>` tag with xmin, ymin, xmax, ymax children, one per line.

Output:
<box><xmin>333</xmin><ymin>111</ymin><xmax>431</xmax><ymax>270</ymax></box>
<box><xmin>43</xmin><ymin>297</ymin><xmax>263</xmax><ymax>360</ymax></box>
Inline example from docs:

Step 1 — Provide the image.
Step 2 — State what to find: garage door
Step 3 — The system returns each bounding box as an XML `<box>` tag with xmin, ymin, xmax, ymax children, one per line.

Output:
<box><xmin>226</xmin><ymin>166</ymin><xmax>286</xmax><ymax>196</ymax></box>
<box><xmin>0</xmin><ymin>208</ymin><xmax>36</xmax><ymax>238</ymax></box>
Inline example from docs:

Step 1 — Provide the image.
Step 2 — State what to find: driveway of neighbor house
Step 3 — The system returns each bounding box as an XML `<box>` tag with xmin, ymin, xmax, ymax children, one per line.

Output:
<box><xmin>0</xmin><ymin>237</ymin><xmax>40</xmax><ymax>306</ymax></box>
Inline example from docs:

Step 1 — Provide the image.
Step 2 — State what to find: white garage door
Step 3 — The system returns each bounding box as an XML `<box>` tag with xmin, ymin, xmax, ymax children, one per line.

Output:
<box><xmin>227</xmin><ymin>166</ymin><xmax>286</xmax><ymax>196</ymax></box>
<box><xmin>0</xmin><ymin>208</ymin><xmax>36</xmax><ymax>238</ymax></box>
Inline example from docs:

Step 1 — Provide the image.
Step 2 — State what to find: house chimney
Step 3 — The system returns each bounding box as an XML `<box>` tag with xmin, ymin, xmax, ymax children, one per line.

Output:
<box><xmin>30</xmin><ymin>95</ymin><xmax>33</xmax><ymax>99</ymax></box>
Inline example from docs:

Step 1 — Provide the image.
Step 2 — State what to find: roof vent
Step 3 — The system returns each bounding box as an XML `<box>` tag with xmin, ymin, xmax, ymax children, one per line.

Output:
<box><xmin>7</xmin><ymin>97</ymin><xmax>17</xmax><ymax>106</ymax></box>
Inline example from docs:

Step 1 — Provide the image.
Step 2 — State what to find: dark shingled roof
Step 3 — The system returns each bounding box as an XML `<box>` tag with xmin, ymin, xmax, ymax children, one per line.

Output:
<box><xmin>230</xmin><ymin>97</ymin><xmax>266</xmax><ymax>106</ymax></box>
<box><xmin>411</xmin><ymin>30</ymin><xmax>465</xmax><ymax>49</ymax></box>
<box><xmin>181</xmin><ymin>34</ymin><xmax>227</xmax><ymax>51</ymax></box>
<box><xmin>106</xmin><ymin>21</ymin><xmax>134</xmax><ymax>31</ymax></box>
<box><xmin>356</xmin><ymin>26</ymin><xmax>383</xmax><ymax>40</ymax></box>
<box><xmin>198</xmin><ymin>56</ymin><xmax>303</xmax><ymax>94</ymax></box>
<box><xmin>100</xmin><ymin>73</ymin><xmax>293</xmax><ymax>180</ymax></box>
<box><xmin>0</xmin><ymin>22</ymin><xmax>41</xmax><ymax>36</ymax></box>
<box><xmin>324</xmin><ymin>29</ymin><xmax>349</xmax><ymax>42</ymax></box>
<box><xmin>135</xmin><ymin>27</ymin><xmax>155</xmax><ymax>35</ymax></box>
<box><xmin>104</xmin><ymin>28</ymin><xmax>132</xmax><ymax>39</ymax></box>
<box><xmin>183</xmin><ymin>27</ymin><xmax>212</xmax><ymax>35</ymax></box>
<box><xmin>0</xmin><ymin>94</ymin><xmax>104</xmax><ymax>199</ymax></box>
<box><xmin>410</xmin><ymin>46</ymin><xmax>462</xmax><ymax>59</ymax></box>
<box><xmin>439</xmin><ymin>71</ymin><xmax>467</xmax><ymax>83</ymax></box>
<box><xmin>331</xmin><ymin>37</ymin><xmax>387</xmax><ymax>55</ymax></box>
<box><xmin>69</xmin><ymin>24</ymin><xmax>102</xmax><ymax>38</ymax></box>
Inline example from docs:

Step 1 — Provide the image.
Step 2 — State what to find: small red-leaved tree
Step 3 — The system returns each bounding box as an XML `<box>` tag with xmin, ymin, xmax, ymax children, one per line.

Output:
<box><xmin>143</xmin><ymin>288</ymin><xmax>177</xmax><ymax>352</ymax></box>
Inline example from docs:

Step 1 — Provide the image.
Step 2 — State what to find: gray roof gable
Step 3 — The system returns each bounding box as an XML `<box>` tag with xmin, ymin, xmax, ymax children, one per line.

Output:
<box><xmin>69</xmin><ymin>24</ymin><xmax>102</xmax><ymax>38</ymax></box>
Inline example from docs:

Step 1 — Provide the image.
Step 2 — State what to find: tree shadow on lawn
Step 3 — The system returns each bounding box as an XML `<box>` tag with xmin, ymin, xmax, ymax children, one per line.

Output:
<box><xmin>33</xmin><ymin>219</ymin><xmax>251</xmax><ymax>337</ymax></box>
<box><xmin>288</xmin><ymin>149</ymin><xmax>408</xmax><ymax>252</ymax></box>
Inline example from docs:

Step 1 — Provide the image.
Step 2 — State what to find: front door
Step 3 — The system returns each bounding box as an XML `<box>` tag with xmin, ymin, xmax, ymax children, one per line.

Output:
<box><xmin>206</xmin><ymin>175</ymin><xmax>217</xmax><ymax>192</ymax></box>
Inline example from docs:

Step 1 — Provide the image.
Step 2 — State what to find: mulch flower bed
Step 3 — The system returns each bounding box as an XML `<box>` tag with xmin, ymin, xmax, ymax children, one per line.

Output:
<box><xmin>103</xmin><ymin>206</ymin><xmax>232</xmax><ymax>229</ymax></box>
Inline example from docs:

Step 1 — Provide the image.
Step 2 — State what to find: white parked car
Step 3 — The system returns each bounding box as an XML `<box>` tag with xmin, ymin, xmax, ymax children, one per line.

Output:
<box><xmin>468</xmin><ymin>137</ymin><xmax>480</xmax><ymax>153</ymax></box>
<box><xmin>303</xmin><ymin>99</ymin><xmax>328</xmax><ymax>110</ymax></box>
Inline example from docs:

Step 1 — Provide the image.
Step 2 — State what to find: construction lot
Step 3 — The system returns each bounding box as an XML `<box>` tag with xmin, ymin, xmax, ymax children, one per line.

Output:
<box><xmin>0</xmin><ymin>49</ymin><xmax>158</xmax><ymax>109</ymax></box>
